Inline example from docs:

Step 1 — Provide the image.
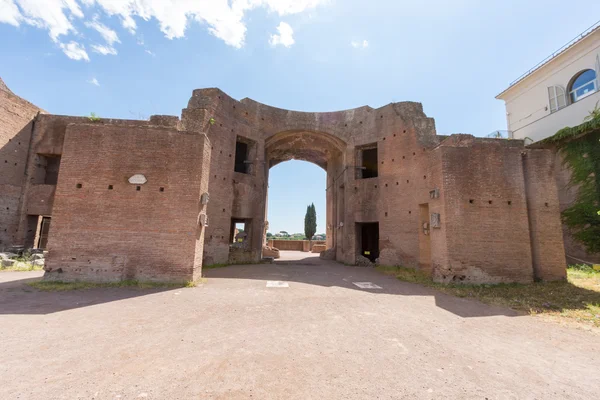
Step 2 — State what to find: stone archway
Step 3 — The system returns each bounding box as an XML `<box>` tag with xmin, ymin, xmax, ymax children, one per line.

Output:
<box><xmin>264</xmin><ymin>130</ymin><xmax>347</xmax><ymax>251</ymax></box>
<box><xmin>1</xmin><ymin>84</ymin><xmax>567</xmax><ymax>284</ymax></box>
<box><xmin>181</xmin><ymin>88</ymin><xmax>566</xmax><ymax>284</ymax></box>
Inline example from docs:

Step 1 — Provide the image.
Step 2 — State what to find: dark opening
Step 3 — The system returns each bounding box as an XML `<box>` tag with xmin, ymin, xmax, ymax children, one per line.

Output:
<box><xmin>360</xmin><ymin>147</ymin><xmax>378</xmax><ymax>179</ymax></box>
<box><xmin>357</xmin><ymin>222</ymin><xmax>379</xmax><ymax>262</ymax></box>
<box><xmin>37</xmin><ymin>216</ymin><xmax>51</xmax><ymax>249</ymax></box>
<box><xmin>234</xmin><ymin>141</ymin><xmax>249</xmax><ymax>173</ymax></box>
<box><xmin>43</xmin><ymin>156</ymin><xmax>61</xmax><ymax>185</ymax></box>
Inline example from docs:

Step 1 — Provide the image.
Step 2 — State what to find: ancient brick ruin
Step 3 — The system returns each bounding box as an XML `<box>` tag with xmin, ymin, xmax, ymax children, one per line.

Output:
<box><xmin>0</xmin><ymin>81</ymin><xmax>567</xmax><ymax>283</ymax></box>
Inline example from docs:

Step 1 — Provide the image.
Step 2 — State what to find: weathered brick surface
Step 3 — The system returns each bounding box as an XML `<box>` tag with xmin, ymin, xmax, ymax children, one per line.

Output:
<box><xmin>44</xmin><ymin>124</ymin><xmax>210</xmax><ymax>282</ymax></box>
<box><xmin>1</xmin><ymin>85</ymin><xmax>569</xmax><ymax>283</ymax></box>
<box><xmin>438</xmin><ymin>137</ymin><xmax>534</xmax><ymax>283</ymax></box>
<box><xmin>0</xmin><ymin>85</ymin><xmax>43</xmax><ymax>248</ymax></box>
<box><xmin>523</xmin><ymin>150</ymin><xmax>568</xmax><ymax>280</ymax></box>
<box><xmin>180</xmin><ymin>88</ymin><xmax>566</xmax><ymax>283</ymax></box>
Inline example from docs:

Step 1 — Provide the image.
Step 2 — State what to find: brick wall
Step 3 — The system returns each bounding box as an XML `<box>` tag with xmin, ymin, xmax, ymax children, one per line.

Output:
<box><xmin>1</xmin><ymin>85</ymin><xmax>570</xmax><ymax>284</ymax></box>
<box><xmin>182</xmin><ymin>88</ymin><xmax>566</xmax><ymax>283</ymax></box>
<box><xmin>523</xmin><ymin>150</ymin><xmax>567</xmax><ymax>280</ymax></box>
<box><xmin>0</xmin><ymin>87</ymin><xmax>42</xmax><ymax>248</ymax></box>
<box><xmin>44</xmin><ymin>123</ymin><xmax>211</xmax><ymax>283</ymax></box>
<box><xmin>438</xmin><ymin>136</ymin><xmax>535</xmax><ymax>283</ymax></box>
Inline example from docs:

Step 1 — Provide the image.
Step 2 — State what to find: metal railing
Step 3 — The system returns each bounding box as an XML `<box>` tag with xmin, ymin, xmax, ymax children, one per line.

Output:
<box><xmin>507</xmin><ymin>20</ymin><xmax>600</xmax><ymax>88</ymax></box>
<box><xmin>486</xmin><ymin>130</ymin><xmax>512</xmax><ymax>139</ymax></box>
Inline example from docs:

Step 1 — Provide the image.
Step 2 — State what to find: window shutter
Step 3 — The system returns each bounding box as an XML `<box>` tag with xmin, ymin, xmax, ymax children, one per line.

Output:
<box><xmin>548</xmin><ymin>86</ymin><xmax>566</xmax><ymax>112</ymax></box>
<box><xmin>595</xmin><ymin>54</ymin><xmax>600</xmax><ymax>87</ymax></box>
<box><xmin>556</xmin><ymin>85</ymin><xmax>566</xmax><ymax>109</ymax></box>
<box><xmin>548</xmin><ymin>87</ymin><xmax>557</xmax><ymax>112</ymax></box>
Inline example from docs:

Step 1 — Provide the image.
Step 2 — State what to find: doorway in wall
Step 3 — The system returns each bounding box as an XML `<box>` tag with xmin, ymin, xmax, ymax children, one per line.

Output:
<box><xmin>266</xmin><ymin>160</ymin><xmax>326</xmax><ymax>255</ymax></box>
<box><xmin>37</xmin><ymin>216</ymin><xmax>51</xmax><ymax>249</ymax></box>
<box><xmin>356</xmin><ymin>222</ymin><xmax>379</xmax><ymax>262</ymax></box>
<box><xmin>418</xmin><ymin>204</ymin><xmax>432</xmax><ymax>273</ymax></box>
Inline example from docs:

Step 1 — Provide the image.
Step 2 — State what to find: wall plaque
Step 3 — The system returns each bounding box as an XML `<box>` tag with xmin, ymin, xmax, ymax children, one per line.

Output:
<box><xmin>128</xmin><ymin>174</ymin><xmax>147</xmax><ymax>184</ymax></box>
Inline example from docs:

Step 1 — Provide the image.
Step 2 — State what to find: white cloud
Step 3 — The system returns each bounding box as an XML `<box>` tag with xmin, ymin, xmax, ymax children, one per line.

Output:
<box><xmin>6</xmin><ymin>0</ymin><xmax>84</xmax><ymax>41</ymax></box>
<box><xmin>0</xmin><ymin>0</ymin><xmax>21</xmax><ymax>26</ymax></box>
<box><xmin>145</xmin><ymin>49</ymin><xmax>156</xmax><ymax>56</ymax></box>
<box><xmin>59</xmin><ymin>41</ymin><xmax>89</xmax><ymax>61</ymax></box>
<box><xmin>91</xmin><ymin>44</ymin><xmax>117</xmax><ymax>55</ymax></box>
<box><xmin>88</xmin><ymin>77</ymin><xmax>100</xmax><ymax>86</ymax></box>
<box><xmin>2</xmin><ymin>0</ymin><xmax>327</xmax><ymax>51</ymax></box>
<box><xmin>269</xmin><ymin>22</ymin><xmax>294</xmax><ymax>47</ymax></box>
<box><xmin>351</xmin><ymin>40</ymin><xmax>369</xmax><ymax>49</ymax></box>
<box><xmin>85</xmin><ymin>18</ymin><xmax>120</xmax><ymax>45</ymax></box>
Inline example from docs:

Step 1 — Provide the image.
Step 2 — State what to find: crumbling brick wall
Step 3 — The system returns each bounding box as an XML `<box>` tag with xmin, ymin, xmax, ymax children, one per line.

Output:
<box><xmin>182</xmin><ymin>88</ymin><xmax>566</xmax><ymax>283</ymax></box>
<box><xmin>435</xmin><ymin>136</ymin><xmax>535</xmax><ymax>283</ymax></box>
<box><xmin>0</xmin><ymin>85</ymin><xmax>569</xmax><ymax>284</ymax></box>
<box><xmin>0</xmin><ymin>84</ymin><xmax>43</xmax><ymax>248</ymax></box>
<box><xmin>44</xmin><ymin>123</ymin><xmax>211</xmax><ymax>282</ymax></box>
<box><xmin>523</xmin><ymin>150</ymin><xmax>568</xmax><ymax>280</ymax></box>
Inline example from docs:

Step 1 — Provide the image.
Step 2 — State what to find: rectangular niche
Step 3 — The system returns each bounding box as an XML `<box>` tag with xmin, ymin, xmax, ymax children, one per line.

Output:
<box><xmin>234</xmin><ymin>136</ymin><xmax>257</xmax><ymax>175</ymax></box>
<box><xmin>356</xmin><ymin>143</ymin><xmax>378</xmax><ymax>179</ymax></box>
<box><xmin>35</xmin><ymin>154</ymin><xmax>62</xmax><ymax>185</ymax></box>
<box><xmin>430</xmin><ymin>213</ymin><xmax>441</xmax><ymax>228</ymax></box>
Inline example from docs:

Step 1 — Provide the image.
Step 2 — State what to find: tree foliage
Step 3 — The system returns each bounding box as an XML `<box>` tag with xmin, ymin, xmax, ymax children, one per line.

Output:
<box><xmin>304</xmin><ymin>203</ymin><xmax>317</xmax><ymax>241</ymax></box>
<box><xmin>540</xmin><ymin>112</ymin><xmax>600</xmax><ymax>253</ymax></box>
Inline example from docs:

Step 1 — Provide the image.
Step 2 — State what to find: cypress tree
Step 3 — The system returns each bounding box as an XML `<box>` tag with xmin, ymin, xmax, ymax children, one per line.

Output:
<box><xmin>304</xmin><ymin>203</ymin><xmax>317</xmax><ymax>241</ymax></box>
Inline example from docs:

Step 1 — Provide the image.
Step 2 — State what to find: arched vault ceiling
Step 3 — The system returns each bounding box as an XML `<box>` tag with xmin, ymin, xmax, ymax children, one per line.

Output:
<box><xmin>265</xmin><ymin>130</ymin><xmax>346</xmax><ymax>170</ymax></box>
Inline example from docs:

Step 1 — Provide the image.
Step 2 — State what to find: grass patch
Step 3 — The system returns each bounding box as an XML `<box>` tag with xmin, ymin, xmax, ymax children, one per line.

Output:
<box><xmin>28</xmin><ymin>279</ymin><xmax>189</xmax><ymax>292</ymax></box>
<box><xmin>377</xmin><ymin>264</ymin><xmax>600</xmax><ymax>328</ymax></box>
<box><xmin>1</xmin><ymin>262</ymin><xmax>43</xmax><ymax>272</ymax></box>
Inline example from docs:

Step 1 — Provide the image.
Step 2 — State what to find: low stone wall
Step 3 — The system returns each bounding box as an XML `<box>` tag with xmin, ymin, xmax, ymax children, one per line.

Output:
<box><xmin>269</xmin><ymin>240</ymin><xmax>303</xmax><ymax>251</ymax></box>
<box><xmin>311</xmin><ymin>244</ymin><xmax>327</xmax><ymax>253</ymax></box>
<box><xmin>267</xmin><ymin>240</ymin><xmax>326</xmax><ymax>252</ymax></box>
<box><xmin>262</xmin><ymin>246</ymin><xmax>280</xmax><ymax>259</ymax></box>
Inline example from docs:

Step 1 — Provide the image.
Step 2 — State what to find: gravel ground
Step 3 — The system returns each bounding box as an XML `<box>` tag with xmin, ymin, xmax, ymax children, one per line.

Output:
<box><xmin>1</xmin><ymin>252</ymin><xmax>599</xmax><ymax>399</ymax></box>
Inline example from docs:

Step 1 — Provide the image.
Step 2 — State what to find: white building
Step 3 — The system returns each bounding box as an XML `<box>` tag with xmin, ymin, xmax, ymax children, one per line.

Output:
<box><xmin>496</xmin><ymin>22</ymin><xmax>600</xmax><ymax>142</ymax></box>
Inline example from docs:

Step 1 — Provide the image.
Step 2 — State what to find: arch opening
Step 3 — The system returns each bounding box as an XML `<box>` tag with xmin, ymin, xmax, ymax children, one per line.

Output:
<box><xmin>266</xmin><ymin>160</ymin><xmax>327</xmax><ymax>257</ymax></box>
<box><xmin>264</xmin><ymin>130</ymin><xmax>347</xmax><ymax>257</ymax></box>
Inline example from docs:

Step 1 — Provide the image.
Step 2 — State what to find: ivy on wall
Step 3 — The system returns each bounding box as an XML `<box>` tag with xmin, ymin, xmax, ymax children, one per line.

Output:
<box><xmin>540</xmin><ymin>113</ymin><xmax>600</xmax><ymax>253</ymax></box>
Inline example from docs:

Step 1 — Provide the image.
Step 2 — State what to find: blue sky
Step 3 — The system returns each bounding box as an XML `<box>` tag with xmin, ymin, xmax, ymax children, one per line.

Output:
<box><xmin>1</xmin><ymin>0</ymin><xmax>599</xmax><ymax>234</ymax></box>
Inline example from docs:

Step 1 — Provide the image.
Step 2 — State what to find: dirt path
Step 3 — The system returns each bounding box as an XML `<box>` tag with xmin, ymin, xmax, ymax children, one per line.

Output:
<box><xmin>1</xmin><ymin>255</ymin><xmax>599</xmax><ymax>399</ymax></box>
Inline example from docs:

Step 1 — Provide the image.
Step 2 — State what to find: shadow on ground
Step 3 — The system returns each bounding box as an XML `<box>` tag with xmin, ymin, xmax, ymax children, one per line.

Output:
<box><xmin>6</xmin><ymin>251</ymin><xmax>578</xmax><ymax>320</ymax></box>
<box><xmin>205</xmin><ymin>253</ymin><xmax>522</xmax><ymax>319</ymax></box>
<box><xmin>0</xmin><ymin>272</ymin><xmax>179</xmax><ymax>315</ymax></box>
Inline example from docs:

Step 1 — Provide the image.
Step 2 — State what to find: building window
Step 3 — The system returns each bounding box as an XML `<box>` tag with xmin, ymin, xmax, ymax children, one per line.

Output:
<box><xmin>547</xmin><ymin>86</ymin><xmax>566</xmax><ymax>113</ymax></box>
<box><xmin>234</xmin><ymin>136</ymin><xmax>256</xmax><ymax>174</ymax></box>
<box><xmin>568</xmin><ymin>69</ymin><xmax>597</xmax><ymax>103</ymax></box>
<box><xmin>234</xmin><ymin>141</ymin><xmax>248</xmax><ymax>173</ymax></box>
<box><xmin>230</xmin><ymin>218</ymin><xmax>251</xmax><ymax>244</ymax></box>
<box><xmin>356</xmin><ymin>144</ymin><xmax>378</xmax><ymax>179</ymax></box>
<box><xmin>35</xmin><ymin>155</ymin><xmax>61</xmax><ymax>185</ymax></box>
